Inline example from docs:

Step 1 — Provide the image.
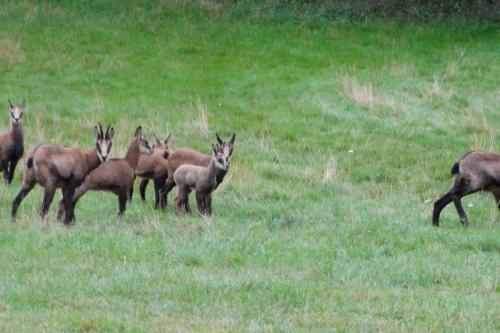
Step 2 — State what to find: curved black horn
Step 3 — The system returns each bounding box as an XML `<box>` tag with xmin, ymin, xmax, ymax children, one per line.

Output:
<box><xmin>98</xmin><ymin>122</ymin><xmax>104</xmax><ymax>138</ymax></box>
<box><xmin>229</xmin><ymin>133</ymin><xmax>236</xmax><ymax>144</ymax></box>
<box><xmin>8</xmin><ymin>99</ymin><xmax>14</xmax><ymax>109</ymax></box>
<box><xmin>216</xmin><ymin>133</ymin><xmax>223</xmax><ymax>144</ymax></box>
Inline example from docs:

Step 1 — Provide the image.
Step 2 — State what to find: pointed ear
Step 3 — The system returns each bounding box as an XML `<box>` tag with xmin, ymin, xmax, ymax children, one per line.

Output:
<box><xmin>229</xmin><ymin>133</ymin><xmax>236</xmax><ymax>145</ymax></box>
<box><xmin>164</xmin><ymin>133</ymin><xmax>172</xmax><ymax>145</ymax></box>
<box><xmin>107</xmin><ymin>126</ymin><xmax>115</xmax><ymax>140</ymax></box>
<box><xmin>216</xmin><ymin>133</ymin><xmax>224</xmax><ymax>144</ymax></box>
<box><xmin>134</xmin><ymin>126</ymin><xmax>142</xmax><ymax>137</ymax></box>
<box><xmin>212</xmin><ymin>143</ymin><xmax>217</xmax><ymax>154</ymax></box>
<box><xmin>8</xmin><ymin>99</ymin><xmax>13</xmax><ymax>109</ymax></box>
<box><xmin>93</xmin><ymin>126</ymin><xmax>100</xmax><ymax>140</ymax></box>
<box><xmin>21</xmin><ymin>99</ymin><xmax>26</xmax><ymax>110</ymax></box>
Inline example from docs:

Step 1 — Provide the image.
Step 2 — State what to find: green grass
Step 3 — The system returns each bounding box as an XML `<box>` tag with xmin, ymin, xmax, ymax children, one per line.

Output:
<box><xmin>0</xmin><ymin>1</ymin><xmax>499</xmax><ymax>331</ymax></box>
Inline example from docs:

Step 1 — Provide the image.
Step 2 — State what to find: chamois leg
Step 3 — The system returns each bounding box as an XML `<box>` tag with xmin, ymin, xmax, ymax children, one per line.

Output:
<box><xmin>452</xmin><ymin>197</ymin><xmax>469</xmax><ymax>227</ymax></box>
<box><xmin>6</xmin><ymin>159</ymin><xmax>19</xmax><ymax>185</ymax></box>
<box><xmin>432</xmin><ymin>191</ymin><xmax>454</xmax><ymax>227</ymax></box>
<box><xmin>55</xmin><ymin>199</ymin><xmax>65</xmax><ymax>221</ymax></box>
<box><xmin>495</xmin><ymin>194</ymin><xmax>500</xmax><ymax>210</ymax></box>
<box><xmin>153</xmin><ymin>176</ymin><xmax>166</xmax><ymax>210</ymax></box>
<box><xmin>195</xmin><ymin>191</ymin><xmax>206</xmax><ymax>215</ymax></box>
<box><xmin>40</xmin><ymin>185</ymin><xmax>56</xmax><ymax>223</ymax></box>
<box><xmin>128</xmin><ymin>176</ymin><xmax>135</xmax><ymax>202</ymax></box>
<box><xmin>118</xmin><ymin>193</ymin><xmax>127</xmax><ymax>217</ymax></box>
<box><xmin>140</xmin><ymin>178</ymin><xmax>149</xmax><ymax>201</ymax></box>
<box><xmin>160</xmin><ymin>177</ymin><xmax>176</xmax><ymax>210</ymax></box>
<box><xmin>1</xmin><ymin>160</ymin><xmax>9</xmax><ymax>184</ymax></box>
<box><xmin>204</xmin><ymin>193</ymin><xmax>213</xmax><ymax>215</ymax></box>
<box><xmin>62</xmin><ymin>183</ymin><xmax>76</xmax><ymax>225</ymax></box>
<box><xmin>175</xmin><ymin>186</ymin><xmax>188</xmax><ymax>215</ymax></box>
<box><xmin>12</xmin><ymin>181</ymin><xmax>36</xmax><ymax>220</ymax></box>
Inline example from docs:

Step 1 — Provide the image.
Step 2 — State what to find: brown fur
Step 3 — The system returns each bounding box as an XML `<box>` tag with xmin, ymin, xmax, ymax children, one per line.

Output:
<box><xmin>159</xmin><ymin>133</ymin><xmax>235</xmax><ymax>209</ymax></box>
<box><xmin>12</xmin><ymin>123</ymin><xmax>114</xmax><ymax>224</ymax></box>
<box><xmin>173</xmin><ymin>143</ymin><xmax>230</xmax><ymax>215</ymax></box>
<box><xmin>70</xmin><ymin>127</ymin><xmax>153</xmax><ymax>218</ymax></box>
<box><xmin>433</xmin><ymin>150</ymin><xmax>500</xmax><ymax>227</ymax></box>
<box><xmin>131</xmin><ymin>134</ymin><xmax>171</xmax><ymax>208</ymax></box>
<box><xmin>0</xmin><ymin>100</ymin><xmax>25</xmax><ymax>184</ymax></box>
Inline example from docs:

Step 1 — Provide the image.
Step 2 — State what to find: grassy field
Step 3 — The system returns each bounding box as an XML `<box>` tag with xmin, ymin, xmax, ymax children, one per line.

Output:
<box><xmin>0</xmin><ymin>1</ymin><xmax>499</xmax><ymax>331</ymax></box>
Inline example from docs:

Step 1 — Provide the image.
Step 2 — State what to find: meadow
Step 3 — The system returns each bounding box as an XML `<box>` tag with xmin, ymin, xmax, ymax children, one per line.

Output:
<box><xmin>0</xmin><ymin>1</ymin><xmax>499</xmax><ymax>331</ymax></box>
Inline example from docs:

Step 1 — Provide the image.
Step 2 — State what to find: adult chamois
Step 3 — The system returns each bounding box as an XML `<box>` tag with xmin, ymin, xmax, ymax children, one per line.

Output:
<box><xmin>433</xmin><ymin>151</ymin><xmax>500</xmax><ymax>227</ymax></box>
<box><xmin>70</xmin><ymin>126</ymin><xmax>153</xmax><ymax>218</ymax></box>
<box><xmin>159</xmin><ymin>133</ymin><xmax>235</xmax><ymax>210</ymax></box>
<box><xmin>0</xmin><ymin>99</ymin><xmax>25</xmax><ymax>184</ymax></box>
<box><xmin>173</xmin><ymin>143</ymin><xmax>230</xmax><ymax>215</ymax></box>
<box><xmin>12</xmin><ymin>123</ymin><xmax>114</xmax><ymax>224</ymax></box>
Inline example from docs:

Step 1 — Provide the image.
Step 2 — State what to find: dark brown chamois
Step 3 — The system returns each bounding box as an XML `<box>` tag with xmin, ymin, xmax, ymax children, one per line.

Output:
<box><xmin>0</xmin><ymin>99</ymin><xmax>25</xmax><ymax>184</ymax></box>
<box><xmin>159</xmin><ymin>133</ymin><xmax>235</xmax><ymax>210</ymax></box>
<box><xmin>173</xmin><ymin>143</ymin><xmax>230</xmax><ymax>215</ymax></box>
<box><xmin>131</xmin><ymin>133</ymin><xmax>171</xmax><ymax>208</ymax></box>
<box><xmin>70</xmin><ymin>126</ymin><xmax>153</xmax><ymax>218</ymax></box>
<box><xmin>433</xmin><ymin>151</ymin><xmax>500</xmax><ymax>227</ymax></box>
<box><xmin>12</xmin><ymin>123</ymin><xmax>113</xmax><ymax>224</ymax></box>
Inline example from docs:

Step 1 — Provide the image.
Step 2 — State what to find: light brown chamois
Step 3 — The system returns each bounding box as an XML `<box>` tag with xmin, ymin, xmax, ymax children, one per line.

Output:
<box><xmin>131</xmin><ymin>133</ymin><xmax>172</xmax><ymax>208</ymax></box>
<box><xmin>0</xmin><ymin>99</ymin><xmax>25</xmax><ymax>185</ymax></box>
<box><xmin>159</xmin><ymin>133</ymin><xmax>235</xmax><ymax>210</ymax></box>
<box><xmin>12</xmin><ymin>123</ymin><xmax>114</xmax><ymax>224</ymax></box>
<box><xmin>433</xmin><ymin>151</ymin><xmax>500</xmax><ymax>227</ymax></box>
<box><xmin>173</xmin><ymin>143</ymin><xmax>230</xmax><ymax>215</ymax></box>
<box><xmin>70</xmin><ymin>126</ymin><xmax>153</xmax><ymax>218</ymax></box>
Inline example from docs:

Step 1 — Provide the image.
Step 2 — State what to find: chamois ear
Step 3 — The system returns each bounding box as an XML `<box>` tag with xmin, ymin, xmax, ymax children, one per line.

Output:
<box><xmin>21</xmin><ymin>99</ymin><xmax>26</xmax><ymax>110</ymax></box>
<box><xmin>229</xmin><ymin>133</ymin><xmax>236</xmax><ymax>145</ymax></box>
<box><xmin>8</xmin><ymin>99</ymin><xmax>14</xmax><ymax>109</ymax></box>
<box><xmin>93</xmin><ymin>126</ymin><xmax>100</xmax><ymax>140</ymax></box>
<box><xmin>164</xmin><ymin>133</ymin><xmax>172</xmax><ymax>145</ymax></box>
<box><xmin>134</xmin><ymin>126</ymin><xmax>143</xmax><ymax>138</ymax></box>
<box><xmin>216</xmin><ymin>133</ymin><xmax>224</xmax><ymax>144</ymax></box>
<box><xmin>212</xmin><ymin>143</ymin><xmax>218</xmax><ymax>155</ymax></box>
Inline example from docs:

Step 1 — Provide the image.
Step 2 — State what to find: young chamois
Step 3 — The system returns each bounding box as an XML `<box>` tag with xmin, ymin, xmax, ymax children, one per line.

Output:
<box><xmin>70</xmin><ymin>127</ymin><xmax>153</xmax><ymax>218</ymax></box>
<box><xmin>0</xmin><ymin>99</ymin><xmax>25</xmax><ymax>185</ymax></box>
<box><xmin>433</xmin><ymin>151</ymin><xmax>500</xmax><ymax>227</ymax></box>
<box><xmin>173</xmin><ymin>143</ymin><xmax>230</xmax><ymax>215</ymax></box>
<box><xmin>12</xmin><ymin>123</ymin><xmax>113</xmax><ymax>224</ymax></box>
<box><xmin>159</xmin><ymin>133</ymin><xmax>235</xmax><ymax>210</ymax></box>
<box><xmin>131</xmin><ymin>133</ymin><xmax>172</xmax><ymax>209</ymax></box>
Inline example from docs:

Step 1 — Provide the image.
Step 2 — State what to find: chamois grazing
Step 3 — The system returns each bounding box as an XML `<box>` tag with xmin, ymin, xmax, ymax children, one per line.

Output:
<box><xmin>173</xmin><ymin>143</ymin><xmax>230</xmax><ymax>215</ymax></box>
<box><xmin>433</xmin><ymin>151</ymin><xmax>500</xmax><ymax>227</ymax></box>
<box><xmin>69</xmin><ymin>126</ymin><xmax>153</xmax><ymax>218</ymax></box>
<box><xmin>12</xmin><ymin>123</ymin><xmax>114</xmax><ymax>224</ymax></box>
<box><xmin>159</xmin><ymin>133</ymin><xmax>235</xmax><ymax>210</ymax></box>
<box><xmin>0</xmin><ymin>99</ymin><xmax>25</xmax><ymax>185</ymax></box>
<box><xmin>131</xmin><ymin>133</ymin><xmax>171</xmax><ymax>208</ymax></box>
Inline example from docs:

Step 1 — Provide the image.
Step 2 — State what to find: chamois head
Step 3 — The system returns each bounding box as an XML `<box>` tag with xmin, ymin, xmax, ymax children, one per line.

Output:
<box><xmin>8</xmin><ymin>99</ymin><xmax>25</xmax><ymax>124</ymax></box>
<box><xmin>135</xmin><ymin>126</ymin><xmax>154</xmax><ymax>155</ymax></box>
<box><xmin>212</xmin><ymin>143</ymin><xmax>230</xmax><ymax>171</ymax></box>
<box><xmin>93</xmin><ymin>123</ymin><xmax>114</xmax><ymax>162</ymax></box>
<box><xmin>215</xmin><ymin>133</ymin><xmax>236</xmax><ymax>160</ymax></box>
<box><xmin>153</xmin><ymin>132</ymin><xmax>172</xmax><ymax>158</ymax></box>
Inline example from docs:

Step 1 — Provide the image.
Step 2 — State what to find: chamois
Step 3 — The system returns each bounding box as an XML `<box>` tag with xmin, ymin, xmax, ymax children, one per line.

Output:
<box><xmin>173</xmin><ymin>143</ymin><xmax>230</xmax><ymax>215</ymax></box>
<box><xmin>159</xmin><ymin>133</ymin><xmax>235</xmax><ymax>209</ymax></box>
<box><xmin>12</xmin><ymin>123</ymin><xmax>113</xmax><ymax>224</ymax></box>
<box><xmin>70</xmin><ymin>126</ymin><xmax>153</xmax><ymax>218</ymax></box>
<box><xmin>131</xmin><ymin>133</ymin><xmax>171</xmax><ymax>208</ymax></box>
<box><xmin>0</xmin><ymin>99</ymin><xmax>25</xmax><ymax>185</ymax></box>
<box><xmin>433</xmin><ymin>151</ymin><xmax>500</xmax><ymax>227</ymax></box>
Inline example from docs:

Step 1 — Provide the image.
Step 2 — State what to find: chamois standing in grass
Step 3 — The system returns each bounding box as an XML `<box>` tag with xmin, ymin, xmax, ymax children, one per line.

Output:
<box><xmin>173</xmin><ymin>143</ymin><xmax>230</xmax><ymax>215</ymax></box>
<box><xmin>131</xmin><ymin>133</ymin><xmax>171</xmax><ymax>208</ymax></box>
<box><xmin>159</xmin><ymin>133</ymin><xmax>235</xmax><ymax>210</ymax></box>
<box><xmin>12</xmin><ymin>123</ymin><xmax>113</xmax><ymax>224</ymax></box>
<box><xmin>69</xmin><ymin>126</ymin><xmax>153</xmax><ymax>218</ymax></box>
<box><xmin>433</xmin><ymin>151</ymin><xmax>500</xmax><ymax>227</ymax></box>
<box><xmin>0</xmin><ymin>99</ymin><xmax>25</xmax><ymax>185</ymax></box>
